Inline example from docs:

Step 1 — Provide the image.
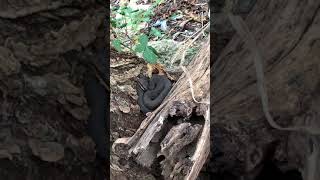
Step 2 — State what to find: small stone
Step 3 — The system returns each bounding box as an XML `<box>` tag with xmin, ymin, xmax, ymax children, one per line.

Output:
<box><xmin>15</xmin><ymin>107</ymin><xmax>33</xmax><ymax>124</ymax></box>
<box><xmin>0</xmin><ymin>150</ymin><xmax>12</xmax><ymax>160</ymax></box>
<box><xmin>130</xmin><ymin>104</ymin><xmax>140</xmax><ymax>112</ymax></box>
<box><xmin>68</xmin><ymin>107</ymin><xmax>90</xmax><ymax>121</ymax></box>
<box><xmin>28</xmin><ymin>123</ymin><xmax>56</xmax><ymax>141</ymax></box>
<box><xmin>66</xmin><ymin>134</ymin><xmax>79</xmax><ymax>148</ymax></box>
<box><xmin>118</xmin><ymin>85</ymin><xmax>136</xmax><ymax>96</ymax></box>
<box><xmin>0</xmin><ymin>128</ymin><xmax>12</xmax><ymax>142</ymax></box>
<box><xmin>110</xmin><ymin>101</ymin><xmax>118</xmax><ymax>112</ymax></box>
<box><xmin>119</xmin><ymin>105</ymin><xmax>130</xmax><ymax>113</ymax></box>
<box><xmin>78</xmin><ymin>136</ymin><xmax>96</xmax><ymax>162</ymax></box>
<box><xmin>28</xmin><ymin>139</ymin><xmax>64</xmax><ymax>162</ymax></box>
<box><xmin>0</xmin><ymin>142</ymin><xmax>20</xmax><ymax>160</ymax></box>
<box><xmin>0</xmin><ymin>47</ymin><xmax>21</xmax><ymax>77</ymax></box>
<box><xmin>116</xmin><ymin>174</ymin><xmax>128</xmax><ymax>180</ymax></box>
<box><xmin>57</xmin><ymin>95</ymin><xmax>66</xmax><ymax>104</ymax></box>
<box><xmin>4</xmin><ymin>143</ymin><xmax>21</xmax><ymax>154</ymax></box>
<box><xmin>110</xmin><ymin>76</ymin><xmax>117</xmax><ymax>86</ymax></box>
<box><xmin>112</xmin><ymin>132</ymin><xmax>120</xmax><ymax>140</ymax></box>
<box><xmin>24</xmin><ymin>75</ymin><xmax>48</xmax><ymax>96</ymax></box>
<box><xmin>65</xmin><ymin>94</ymin><xmax>84</xmax><ymax>106</ymax></box>
<box><xmin>117</xmin><ymin>97</ymin><xmax>131</xmax><ymax>114</ymax></box>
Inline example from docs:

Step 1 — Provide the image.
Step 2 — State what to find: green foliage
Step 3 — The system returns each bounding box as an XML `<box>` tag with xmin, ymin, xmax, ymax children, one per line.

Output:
<box><xmin>112</xmin><ymin>39</ymin><xmax>122</xmax><ymax>52</ymax></box>
<box><xmin>110</xmin><ymin>1</ymin><xmax>165</xmax><ymax>64</ymax></box>
<box><xmin>134</xmin><ymin>34</ymin><xmax>158</xmax><ymax>64</ymax></box>
<box><xmin>150</xmin><ymin>27</ymin><xmax>162</xmax><ymax>37</ymax></box>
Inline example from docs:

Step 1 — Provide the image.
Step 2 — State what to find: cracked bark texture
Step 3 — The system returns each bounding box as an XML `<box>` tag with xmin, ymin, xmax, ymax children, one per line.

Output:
<box><xmin>210</xmin><ymin>0</ymin><xmax>320</xmax><ymax>179</ymax></box>
<box><xmin>0</xmin><ymin>1</ymin><xmax>106</xmax><ymax>179</ymax></box>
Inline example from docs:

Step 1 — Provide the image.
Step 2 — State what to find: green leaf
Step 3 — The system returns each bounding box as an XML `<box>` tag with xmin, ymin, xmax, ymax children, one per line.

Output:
<box><xmin>143</xmin><ymin>46</ymin><xmax>158</xmax><ymax>64</ymax></box>
<box><xmin>138</xmin><ymin>34</ymin><xmax>148</xmax><ymax>46</ymax></box>
<box><xmin>131</xmin><ymin>9</ymin><xmax>139</xmax><ymax>13</ymax></box>
<box><xmin>147</xmin><ymin>46</ymin><xmax>159</xmax><ymax>56</ymax></box>
<box><xmin>155</xmin><ymin>0</ymin><xmax>164</xmax><ymax>5</ymax></box>
<box><xmin>142</xmin><ymin>17</ymin><xmax>151</xmax><ymax>22</ymax></box>
<box><xmin>134</xmin><ymin>44</ymin><xmax>145</xmax><ymax>53</ymax></box>
<box><xmin>112</xmin><ymin>39</ymin><xmax>122</xmax><ymax>52</ymax></box>
<box><xmin>125</xmin><ymin>7</ymin><xmax>133</xmax><ymax>13</ymax></box>
<box><xmin>144</xmin><ymin>9</ymin><xmax>153</xmax><ymax>16</ymax></box>
<box><xmin>110</xmin><ymin>6</ymin><xmax>118</xmax><ymax>11</ymax></box>
<box><xmin>150</xmin><ymin>27</ymin><xmax>162</xmax><ymax>37</ymax></box>
<box><xmin>110</xmin><ymin>20</ymin><xmax>117</xmax><ymax>27</ymax></box>
<box><xmin>118</xmin><ymin>23</ymin><xmax>127</xmax><ymax>28</ymax></box>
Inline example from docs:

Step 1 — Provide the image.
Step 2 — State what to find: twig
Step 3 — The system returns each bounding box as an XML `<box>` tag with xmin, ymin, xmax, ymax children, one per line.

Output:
<box><xmin>194</xmin><ymin>3</ymin><xmax>207</xmax><ymax>6</ymax></box>
<box><xmin>180</xmin><ymin>66</ymin><xmax>209</xmax><ymax>105</ymax></box>
<box><xmin>170</xmin><ymin>23</ymin><xmax>209</xmax><ymax>66</ymax></box>
<box><xmin>227</xmin><ymin>14</ymin><xmax>320</xmax><ymax>135</ymax></box>
<box><xmin>168</xmin><ymin>22</ymin><xmax>210</xmax><ymax>105</ymax></box>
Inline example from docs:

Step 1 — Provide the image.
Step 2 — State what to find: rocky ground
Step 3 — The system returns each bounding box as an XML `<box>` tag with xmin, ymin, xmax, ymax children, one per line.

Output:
<box><xmin>0</xmin><ymin>1</ymin><xmax>106</xmax><ymax>179</ymax></box>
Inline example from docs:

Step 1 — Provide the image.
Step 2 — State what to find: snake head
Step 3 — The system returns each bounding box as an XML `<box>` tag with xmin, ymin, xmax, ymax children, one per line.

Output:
<box><xmin>136</xmin><ymin>74</ymin><xmax>149</xmax><ymax>91</ymax></box>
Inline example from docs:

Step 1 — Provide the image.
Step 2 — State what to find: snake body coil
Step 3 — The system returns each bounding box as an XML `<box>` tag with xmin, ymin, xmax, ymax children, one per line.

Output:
<box><xmin>137</xmin><ymin>74</ymin><xmax>172</xmax><ymax>114</ymax></box>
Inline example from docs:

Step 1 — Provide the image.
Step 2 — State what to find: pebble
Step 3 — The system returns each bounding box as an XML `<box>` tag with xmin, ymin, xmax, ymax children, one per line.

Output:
<box><xmin>28</xmin><ymin>139</ymin><xmax>64</xmax><ymax>162</ymax></box>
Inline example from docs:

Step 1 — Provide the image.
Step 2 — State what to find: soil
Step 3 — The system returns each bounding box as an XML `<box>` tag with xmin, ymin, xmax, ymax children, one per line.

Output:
<box><xmin>0</xmin><ymin>1</ymin><xmax>106</xmax><ymax>179</ymax></box>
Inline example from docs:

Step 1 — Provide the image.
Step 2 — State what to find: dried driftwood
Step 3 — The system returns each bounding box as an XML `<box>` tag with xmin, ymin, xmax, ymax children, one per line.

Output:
<box><xmin>112</xmin><ymin>39</ymin><xmax>210</xmax><ymax>180</ymax></box>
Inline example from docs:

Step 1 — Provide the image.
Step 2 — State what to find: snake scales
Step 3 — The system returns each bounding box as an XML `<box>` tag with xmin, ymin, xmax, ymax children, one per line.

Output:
<box><xmin>136</xmin><ymin>74</ymin><xmax>172</xmax><ymax>114</ymax></box>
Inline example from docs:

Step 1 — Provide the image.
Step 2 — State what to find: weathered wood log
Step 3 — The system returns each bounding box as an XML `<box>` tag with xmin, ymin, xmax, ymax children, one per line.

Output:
<box><xmin>112</xmin><ymin>39</ymin><xmax>210</xmax><ymax>180</ymax></box>
<box><xmin>211</xmin><ymin>0</ymin><xmax>320</xmax><ymax>179</ymax></box>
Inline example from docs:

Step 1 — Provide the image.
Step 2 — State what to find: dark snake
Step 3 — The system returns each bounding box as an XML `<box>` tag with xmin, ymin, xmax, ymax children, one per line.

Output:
<box><xmin>136</xmin><ymin>74</ymin><xmax>172</xmax><ymax>114</ymax></box>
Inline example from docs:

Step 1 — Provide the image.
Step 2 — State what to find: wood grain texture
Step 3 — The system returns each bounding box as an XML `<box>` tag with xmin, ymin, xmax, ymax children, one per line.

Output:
<box><xmin>211</xmin><ymin>0</ymin><xmax>320</xmax><ymax>178</ymax></box>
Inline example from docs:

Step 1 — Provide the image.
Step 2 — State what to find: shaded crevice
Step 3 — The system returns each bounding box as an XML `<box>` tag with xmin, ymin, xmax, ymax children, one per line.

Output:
<box><xmin>141</xmin><ymin>114</ymin><xmax>205</xmax><ymax>179</ymax></box>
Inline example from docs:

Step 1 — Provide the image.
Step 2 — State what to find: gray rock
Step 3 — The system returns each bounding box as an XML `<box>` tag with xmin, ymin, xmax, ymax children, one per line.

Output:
<box><xmin>66</xmin><ymin>135</ymin><xmax>96</xmax><ymax>162</ymax></box>
<box><xmin>28</xmin><ymin>139</ymin><xmax>64</xmax><ymax>162</ymax></box>
<box><xmin>24</xmin><ymin>75</ymin><xmax>48</xmax><ymax>96</ymax></box>
<box><xmin>0</xmin><ymin>46</ymin><xmax>21</xmax><ymax>77</ymax></box>
<box><xmin>15</xmin><ymin>107</ymin><xmax>33</xmax><ymax>124</ymax></box>
<box><xmin>0</xmin><ymin>143</ymin><xmax>21</xmax><ymax>160</ymax></box>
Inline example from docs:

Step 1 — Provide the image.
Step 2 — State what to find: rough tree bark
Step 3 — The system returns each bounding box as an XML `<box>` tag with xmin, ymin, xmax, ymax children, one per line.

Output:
<box><xmin>211</xmin><ymin>0</ymin><xmax>320</xmax><ymax>179</ymax></box>
<box><xmin>112</xmin><ymin>39</ymin><xmax>210</xmax><ymax>180</ymax></box>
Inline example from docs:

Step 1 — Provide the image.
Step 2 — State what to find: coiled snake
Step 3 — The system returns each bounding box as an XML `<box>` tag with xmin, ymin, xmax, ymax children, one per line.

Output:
<box><xmin>136</xmin><ymin>74</ymin><xmax>172</xmax><ymax>114</ymax></box>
